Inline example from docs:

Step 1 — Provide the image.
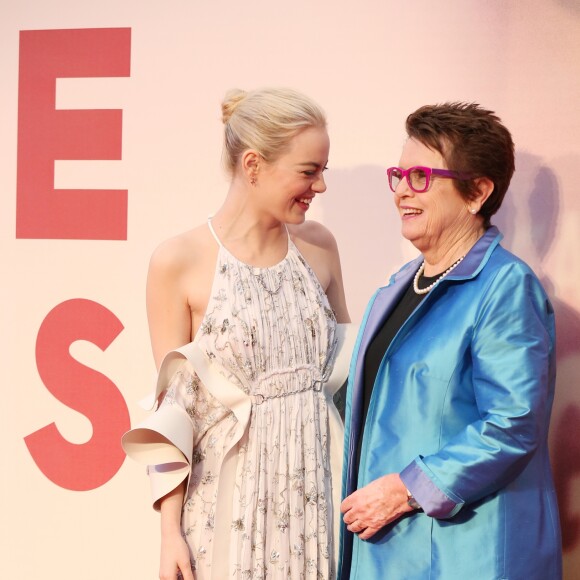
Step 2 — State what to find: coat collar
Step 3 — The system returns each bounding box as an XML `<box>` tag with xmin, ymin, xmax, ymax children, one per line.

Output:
<box><xmin>361</xmin><ymin>226</ymin><xmax>504</xmax><ymax>361</ymax></box>
<box><xmin>445</xmin><ymin>225</ymin><xmax>503</xmax><ymax>280</ymax></box>
<box><xmin>386</xmin><ymin>225</ymin><xmax>503</xmax><ymax>289</ymax></box>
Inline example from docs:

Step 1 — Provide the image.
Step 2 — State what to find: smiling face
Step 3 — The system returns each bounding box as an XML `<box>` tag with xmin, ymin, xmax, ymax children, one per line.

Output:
<box><xmin>256</xmin><ymin>126</ymin><xmax>330</xmax><ymax>224</ymax></box>
<box><xmin>394</xmin><ymin>138</ymin><xmax>476</xmax><ymax>257</ymax></box>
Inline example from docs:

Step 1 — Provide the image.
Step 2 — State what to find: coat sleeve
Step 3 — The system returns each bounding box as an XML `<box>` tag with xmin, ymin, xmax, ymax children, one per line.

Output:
<box><xmin>400</xmin><ymin>263</ymin><xmax>556</xmax><ymax>518</ymax></box>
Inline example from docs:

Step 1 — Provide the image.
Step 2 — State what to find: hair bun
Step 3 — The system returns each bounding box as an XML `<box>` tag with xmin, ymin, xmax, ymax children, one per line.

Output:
<box><xmin>222</xmin><ymin>89</ymin><xmax>247</xmax><ymax>123</ymax></box>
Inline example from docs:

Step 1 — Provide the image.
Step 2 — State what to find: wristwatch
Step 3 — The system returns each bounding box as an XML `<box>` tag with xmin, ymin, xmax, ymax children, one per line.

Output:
<box><xmin>406</xmin><ymin>488</ymin><xmax>421</xmax><ymax>510</ymax></box>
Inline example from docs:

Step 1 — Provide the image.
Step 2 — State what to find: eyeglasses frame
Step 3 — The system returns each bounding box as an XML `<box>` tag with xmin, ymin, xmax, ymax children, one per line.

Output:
<box><xmin>387</xmin><ymin>165</ymin><xmax>474</xmax><ymax>193</ymax></box>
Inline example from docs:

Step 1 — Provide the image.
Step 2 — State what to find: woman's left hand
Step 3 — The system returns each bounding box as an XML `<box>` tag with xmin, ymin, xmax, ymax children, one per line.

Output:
<box><xmin>340</xmin><ymin>473</ymin><xmax>413</xmax><ymax>540</ymax></box>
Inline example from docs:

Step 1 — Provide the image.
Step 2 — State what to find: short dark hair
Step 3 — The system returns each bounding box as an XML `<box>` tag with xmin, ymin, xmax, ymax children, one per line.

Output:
<box><xmin>405</xmin><ymin>102</ymin><xmax>515</xmax><ymax>227</ymax></box>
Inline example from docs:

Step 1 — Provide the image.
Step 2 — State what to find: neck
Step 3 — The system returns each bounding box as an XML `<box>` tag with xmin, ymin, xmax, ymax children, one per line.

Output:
<box><xmin>421</xmin><ymin>224</ymin><xmax>485</xmax><ymax>276</ymax></box>
<box><xmin>211</xmin><ymin>191</ymin><xmax>288</xmax><ymax>267</ymax></box>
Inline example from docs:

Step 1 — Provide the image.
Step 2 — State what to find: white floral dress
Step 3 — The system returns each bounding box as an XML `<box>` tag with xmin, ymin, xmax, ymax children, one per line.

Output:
<box><xmin>124</xmin><ymin>220</ymin><xmax>345</xmax><ymax>579</ymax></box>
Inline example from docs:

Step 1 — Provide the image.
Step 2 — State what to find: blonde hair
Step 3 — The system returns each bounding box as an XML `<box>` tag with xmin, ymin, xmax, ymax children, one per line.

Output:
<box><xmin>221</xmin><ymin>87</ymin><xmax>327</xmax><ymax>174</ymax></box>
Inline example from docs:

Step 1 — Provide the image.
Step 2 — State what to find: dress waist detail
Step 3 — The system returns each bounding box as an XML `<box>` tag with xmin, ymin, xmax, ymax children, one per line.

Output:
<box><xmin>251</xmin><ymin>365</ymin><xmax>327</xmax><ymax>405</ymax></box>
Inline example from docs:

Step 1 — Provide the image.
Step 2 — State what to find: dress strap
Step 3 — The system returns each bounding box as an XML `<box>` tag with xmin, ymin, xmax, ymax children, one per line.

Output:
<box><xmin>208</xmin><ymin>217</ymin><xmax>291</xmax><ymax>250</ymax></box>
<box><xmin>207</xmin><ymin>217</ymin><xmax>224</xmax><ymax>248</ymax></box>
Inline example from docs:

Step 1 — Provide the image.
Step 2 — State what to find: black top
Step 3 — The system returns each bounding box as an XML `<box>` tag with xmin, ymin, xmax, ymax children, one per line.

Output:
<box><xmin>355</xmin><ymin>269</ymin><xmax>440</xmax><ymax>472</ymax></box>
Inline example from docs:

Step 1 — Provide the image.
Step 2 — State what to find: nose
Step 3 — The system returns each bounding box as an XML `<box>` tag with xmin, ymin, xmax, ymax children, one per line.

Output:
<box><xmin>312</xmin><ymin>173</ymin><xmax>327</xmax><ymax>194</ymax></box>
<box><xmin>394</xmin><ymin>177</ymin><xmax>411</xmax><ymax>198</ymax></box>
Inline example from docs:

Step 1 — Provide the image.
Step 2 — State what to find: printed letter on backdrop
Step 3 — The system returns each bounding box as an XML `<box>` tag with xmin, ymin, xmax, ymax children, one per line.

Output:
<box><xmin>16</xmin><ymin>28</ymin><xmax>131</xmax><ymax>240</ymax></box>
<box><xmin>25</xmin><ymin>299</ymin><xmax>130</xmax><ymax>491</ymax></box>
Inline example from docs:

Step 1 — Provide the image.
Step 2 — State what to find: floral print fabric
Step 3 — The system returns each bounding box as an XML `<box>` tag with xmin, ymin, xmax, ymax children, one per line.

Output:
<box><xmin>159</xmin><ymin>229</ymin><xmax>338</xmax><ymax>579</ymax></box>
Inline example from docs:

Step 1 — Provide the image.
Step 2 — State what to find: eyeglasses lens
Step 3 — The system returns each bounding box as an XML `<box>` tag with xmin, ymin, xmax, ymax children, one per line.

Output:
<box><xmin>409</xmin><ymin>168</ymin><xmax>428</xmax><ymax>192</ymax></box>
<box><xmin>389</xmin><ymin>169</ymin><xmax>402</xmax><ymax>192</ymax></box>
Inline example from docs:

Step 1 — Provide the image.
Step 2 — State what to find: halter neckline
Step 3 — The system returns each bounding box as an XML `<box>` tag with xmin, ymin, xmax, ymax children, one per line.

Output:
<box><xmin>207</xmin><ymin>217</ymin><xmax>291</xmax><ymax>270</ymax></box>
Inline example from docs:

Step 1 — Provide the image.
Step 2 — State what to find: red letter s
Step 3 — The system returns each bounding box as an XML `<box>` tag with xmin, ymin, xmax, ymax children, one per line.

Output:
<box><xmin>25</xmin><ymin>299</ymin><xmax>130</xmax><ymax>491</ymax></box>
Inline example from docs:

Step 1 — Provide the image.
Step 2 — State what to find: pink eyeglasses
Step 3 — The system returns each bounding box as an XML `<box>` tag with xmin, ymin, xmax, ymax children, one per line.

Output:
<box><xmin>387</xmin><ymin>166</ymin><xmax>473</xmax><ymax>193</ymax></box>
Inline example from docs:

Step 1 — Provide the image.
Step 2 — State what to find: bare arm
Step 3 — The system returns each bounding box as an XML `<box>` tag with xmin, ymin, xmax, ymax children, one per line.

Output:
<box><xmin>146</xmin><ymin>238</ymin><xmax>197</xmax><ymax>578</ymax></box>
<box><xmin>147</xmin><ymin>240</ymin><xmax>193</xmax><ymax>580</ymax></box>
<box><xmin>147</xmin><ymin>232</ymin><xmax>211</xmax><ymax>580</ymax></box>
<box><xmin>159</xmin><ymin>483</ymin><xmax>195</xmax><ymax>580</ymax></box>
<box><xmin>323</xmin><ymin>231</ymin><xmax>350</xmax><ymax>324</ymax></box>
<box><xmin>146</xmin><ymin>239</ymin><xmax>193</xmax><ymax>370</ymax></box>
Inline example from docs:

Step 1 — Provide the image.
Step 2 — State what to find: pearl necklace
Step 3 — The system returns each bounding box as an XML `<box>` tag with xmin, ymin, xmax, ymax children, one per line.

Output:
<box><xmin>413</xmin><ymin>256</ymin><xmax>465</xmax><ymax>295</ymax></box>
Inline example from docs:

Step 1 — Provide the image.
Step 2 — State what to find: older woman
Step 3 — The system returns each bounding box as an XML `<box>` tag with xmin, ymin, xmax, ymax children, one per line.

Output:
<box><xmin>339</xmin><ymin>103</ymin><xmax>562</xmax><ymax>579</ymax></box>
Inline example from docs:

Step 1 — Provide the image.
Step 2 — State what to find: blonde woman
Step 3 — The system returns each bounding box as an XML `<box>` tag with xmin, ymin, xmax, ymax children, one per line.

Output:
<box><xmin>123</xmin><ymin>88</ymin><xmax>352</xmax><ymax>580</ymax></box>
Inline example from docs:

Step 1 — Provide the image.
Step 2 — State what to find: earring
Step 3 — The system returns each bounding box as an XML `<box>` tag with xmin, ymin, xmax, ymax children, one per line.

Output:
<box><xmin>250</xmin><ymin>176</ymin><xmax>257</xmax><ymax>186</ymax></box>
<box><xmin>469</xmin><ymin>207</ymin><xmax>477</xmax><ymax>214</ymax></box>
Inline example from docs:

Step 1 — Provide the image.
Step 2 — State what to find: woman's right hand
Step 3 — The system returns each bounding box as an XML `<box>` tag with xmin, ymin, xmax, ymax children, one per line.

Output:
<box><xmin>159</xmin><ymin>530</ymin><xmax>195</xmax><ymax>580</ymax></box>
<box><xmin>340</xmin><ymin>473</ymin><xmax>413</xmax><ymax>540</ymax></box>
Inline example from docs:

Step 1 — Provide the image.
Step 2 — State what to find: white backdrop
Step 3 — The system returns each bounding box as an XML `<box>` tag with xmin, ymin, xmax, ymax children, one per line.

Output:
<box><xmin>2</xmin><ymin>1</ymin><xmax>580</xmax><ymax>578</ymax></box>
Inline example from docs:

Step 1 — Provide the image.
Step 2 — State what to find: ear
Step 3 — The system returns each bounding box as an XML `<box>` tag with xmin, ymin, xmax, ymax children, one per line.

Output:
<box><xmin>241</xmin><ymin>149</ymin><xmax>261</xmax><ymax>180</ymax></box>
<box><xmin>471</xmin><ymin>177</ymin><xmax>494</xmax><ymax>210</ymax></box>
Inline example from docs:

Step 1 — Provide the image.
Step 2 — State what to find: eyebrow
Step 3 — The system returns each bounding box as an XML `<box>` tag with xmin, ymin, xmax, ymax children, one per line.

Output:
<box><xmin>296</xmin><ymin>161</ymin><xmax>327</xmax><ymax>168</ymax></box>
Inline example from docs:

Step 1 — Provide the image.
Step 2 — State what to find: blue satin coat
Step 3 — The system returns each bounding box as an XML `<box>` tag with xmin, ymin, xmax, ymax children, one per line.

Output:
<box><xmin>339</xmin><ymin>228</ymin><xmax>562</xmax><ymax>579</ymax></box>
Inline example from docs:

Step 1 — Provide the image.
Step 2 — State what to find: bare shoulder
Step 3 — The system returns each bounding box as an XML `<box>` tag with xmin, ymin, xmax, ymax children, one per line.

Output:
<box><xmin>149</xmin><ymin>223</ymin><xmax>215</xmax><ymax>275</ymax></box>
<box><xmin>289</xmin><ymin>220</ymin><xmax>350</xmax><ymax>322</ymax></box>
<box><xmin>288</xmin><ymin>220</ymin><xmax>340</xmax><ymax>288</ymax></box>
<box><xmin>288</xmin><ymin>220</ymin><xmax>338</xmax><ymax>254</ymax></box>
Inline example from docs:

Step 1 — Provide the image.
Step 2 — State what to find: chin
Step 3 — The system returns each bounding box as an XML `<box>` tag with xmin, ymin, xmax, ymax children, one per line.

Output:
<box><xmin>287</xmin><ymin>213</ymin><xmax>307</xmax><ymax>225</ymax></box>
<box><xmin>401</xmin><ymin>230</ymin><xmax>426</xmax><ymax>252</ymax></box>
<box><xmin>400</xmin><ymin>226</ymin><xmax>417</xmax><ymax>243</ymax></box>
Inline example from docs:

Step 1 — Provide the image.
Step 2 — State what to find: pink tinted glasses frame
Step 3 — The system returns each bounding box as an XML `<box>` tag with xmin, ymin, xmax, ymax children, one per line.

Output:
<box><xmin>387</xmin><ymin>165</ymin><xmax>473</xmax><ymax>193</ymax></box>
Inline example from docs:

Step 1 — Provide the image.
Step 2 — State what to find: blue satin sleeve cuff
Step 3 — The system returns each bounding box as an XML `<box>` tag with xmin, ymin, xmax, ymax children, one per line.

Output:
<box><xmin>400</xmin><ymin>459</ymin><xmax>464</xmax><ymax>518</ymax></box>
